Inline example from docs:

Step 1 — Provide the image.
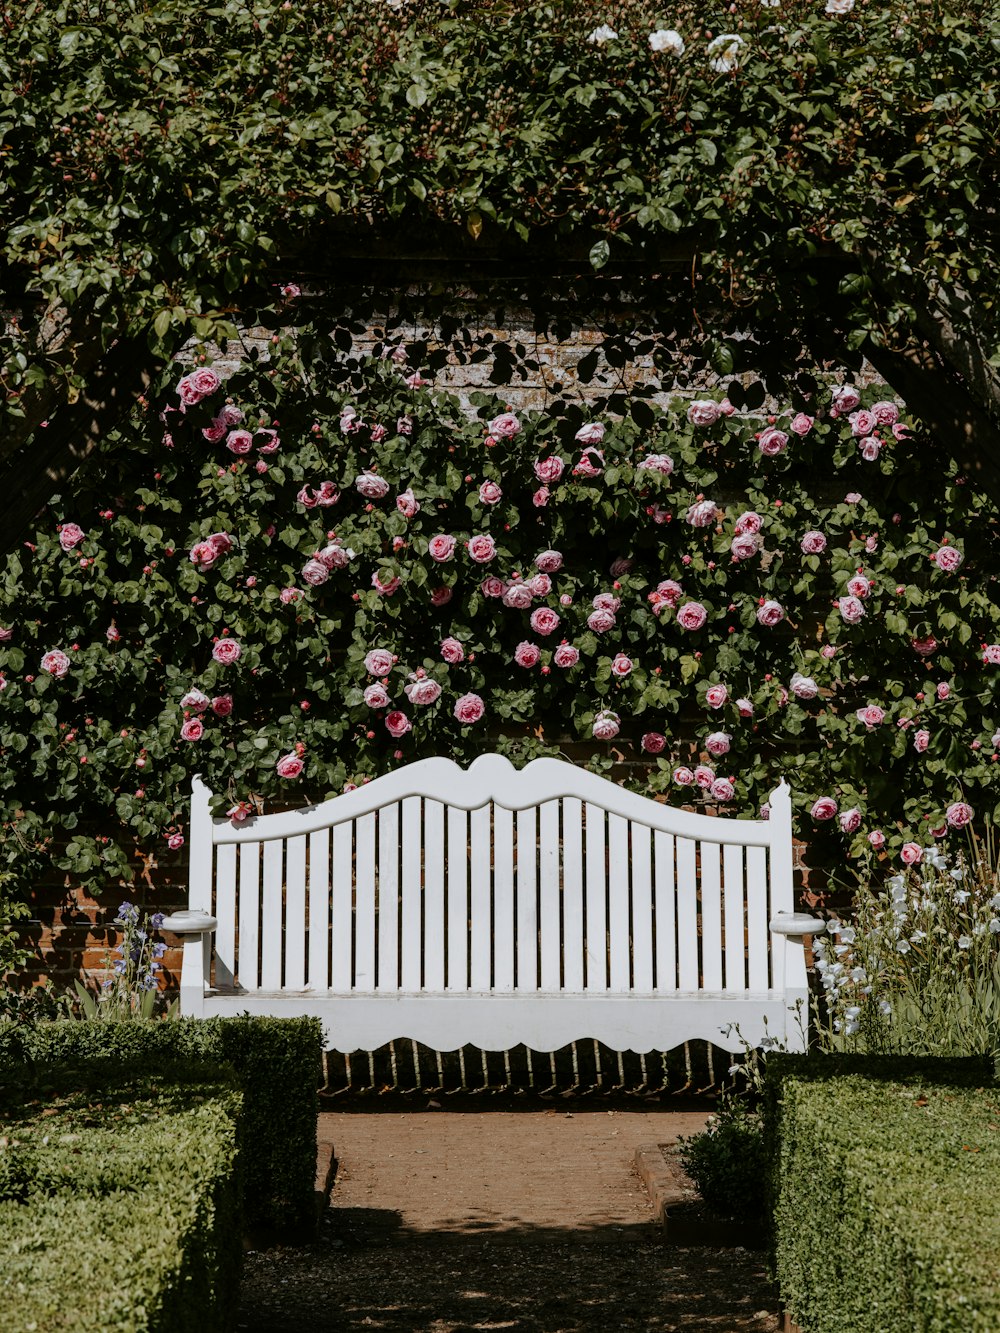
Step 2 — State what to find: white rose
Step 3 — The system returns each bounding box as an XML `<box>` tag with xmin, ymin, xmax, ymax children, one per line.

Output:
<box><xmin>649</xmin><ymin>28</ymin><xmax>684</xmax><ymax>55</ymax></box>
<box><xmin>707</xmin><ymin>33</ymin><xmax>744</xmax><ymax>72</ymax></box>
<box><xmin>825</xmin><ymin>0</ymin><xmax>854</xmax><ymax>12</ymax></box>
<box><xmin>586</xmin><ymin>23</ymin><xmax>618</xmax><ymax>44</ymax></box>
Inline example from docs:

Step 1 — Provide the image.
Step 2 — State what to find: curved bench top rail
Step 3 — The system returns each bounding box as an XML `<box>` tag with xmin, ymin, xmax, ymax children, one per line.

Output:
<box><xmin>200</xmin><ymin>754</ymin><xmax>790</xmax><ymax>848</ymax></box>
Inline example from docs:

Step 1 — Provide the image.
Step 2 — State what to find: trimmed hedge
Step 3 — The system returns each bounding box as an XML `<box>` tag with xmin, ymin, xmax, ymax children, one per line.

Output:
<box><xmin>766</xmin><ymin>1056</ymin><xmax>1000</xmax><ymax>1333</ymax></box>
<box><xmin>0</xmin><ymin>1015</ymin><xmax>322</xmax><ymax>1232</ymax></box>
<box><xmin>0</xmin><ymin>1060</ymin><xmax>242</xmax><ymax>1333</ymax></box>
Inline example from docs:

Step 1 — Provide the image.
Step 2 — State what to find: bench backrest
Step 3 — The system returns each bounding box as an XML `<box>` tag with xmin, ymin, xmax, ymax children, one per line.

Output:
<box><xmin>188</xmin><ymin>754</ymin><xmax>795</xmax><ymax>1000</ymax></box>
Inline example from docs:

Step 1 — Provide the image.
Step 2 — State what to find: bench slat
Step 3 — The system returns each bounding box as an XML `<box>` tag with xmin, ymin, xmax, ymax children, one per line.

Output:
<box><xmin>723</xmin><ymin>844</ymin><xmax>746</xmax><ymax>992</ymax></box>
<box><xmin>493</xmin><ymin>804</ymin><xmax>515</xmax><ymax>992</ymax></box>
<box><xmin>423</xmin><ymin>801</ymin><xmax>445</xmax><ymax>991</ymax></box>
<box><xmin>746</xmin><ymin>845</ymin><xmax>770</xmax><ymax>990</ymax></box>
<box><xmin>308</xmin><ymin>828</ymin><xmax>331</xmax><ymax>991</ymax></box>
<box><xmin>608</xmin><ymin>813</ymin><xmax>630</xmax><ymax>993</ymax></box>
<box><xmin>562</xmin><ymin>798</ymin><xmax>584</xmax><ymax>993</ymax></box>
<box><xmin>539</xmin><ymin>800</ymin><xmax>560</xmax><ymax>991</ymax></box>
<box><xmin>355</xmin><ymin>814</ymin><xmax>377</xmax><ymax>990</ymax></box>
<box><xmin>701</xmin><ymin>841</ymin><xmax>723</xmax><ymax>992</ymax></box>
<box><xmin>653</xmin><ymin>831</ymin><xmax>676</xmax><ymax>992</ymax></box>
<box><xmin>470</xmin><ymin>804</ymin><xmax>492</xmax><ymax>989</ymax></box>
<box><xmin>401</xmin><ymin>798</ymin><xmax>422</xmax><ymax>991</ymax></box>
<box><xmin>378</xmin><ymin>805</ymin><xmax>400</xmax><ymax>991</ymax></box>
<box><xmin>238</xmin><ymin>843</ymin><xmax>260</xmax><ymax>991</ymax></box>
<box><xmin>585</xmin><ymin>802</ymin><xmax>607</xmax><ymax>992</ymax></box>
<box><xmin>215</xmin><ymin>844</ymin><xmax>237</xmax><ymax>990</ymax></box>
<box><xmin>631</xmin><ymin>822</ymin><xmax>653</xmax><ymax>993</ymax></box>
<box><xmin>515</xmin><ymin>807</ymin><xmax>538</xmax><ymax>991</ymax></box>
<box><xmin>285</xmin><ymin>835</ymin><xmax>307</xmax><ymax>991</ymax></box>
<box><xmin>447</xmin><ymin>806</ymin><xmax>468</xmax><ymax>990</ymax></box>
<box><xmin>261</xmin><ymin>840</ymin><xmax>284</xmax><ymax>990</ymax></box>
<box><xmin>676</xmin><ymin>837</ymin><xmax>698</xmax><ymax>991</ymax></box>
<box><xmin>331</xmin><ymin>822</ymin><xmax>353</xmax><ymax>990</ymax></box>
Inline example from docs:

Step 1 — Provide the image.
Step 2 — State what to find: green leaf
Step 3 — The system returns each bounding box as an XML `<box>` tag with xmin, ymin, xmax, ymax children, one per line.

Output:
<box><xmin>589</xmin><ymin>239</ymin><xmax>610</xmax><ymax>271</ymax></box>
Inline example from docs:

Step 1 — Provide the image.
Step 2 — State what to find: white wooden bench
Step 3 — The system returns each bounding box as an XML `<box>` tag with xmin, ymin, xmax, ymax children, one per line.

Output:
<box><xmin>165</xmin><ymin>754</ymin><xmax>816</xmax><ymax>1054</ymax></box>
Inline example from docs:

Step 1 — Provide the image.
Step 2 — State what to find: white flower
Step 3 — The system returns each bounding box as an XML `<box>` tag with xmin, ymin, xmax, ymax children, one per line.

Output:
<box><xmin>896</xmin><ymin>940</ymin><xmax>911</xmax><ymax>954</ymax></box>
<box><xmin>707</xmin><ymin>32</ymin><xmax>744</xmax><ymax>72</ymax></box>
<box><xmin>838</xmin><ymin>926</ymin><xmax>856</xmax><ymax>945</ymax></box>
<box><xmin>949</xmin><ymin>866</ymin><xmax>965</xmax><ymax>881</ymax></box>
<box><xmin>989</xmin><ymin>893</ymin><xmax>1000</xmax><ymax>911</ymax></box>
<box><xmin>990</xmin><ymin>919</ymin><xmax>1000</xmax><ymax>934</ymax></box>
<box><xmin>849</xmin><ymin>967</ymin><xmax>867</xmax><ymax>983</ymax></box>
<box><xmin>888</xmin><ymin>875</ymin><xmax>907</xmax><ymax>901</ymax></box>
<box><xmin>649</xmin><ymin>28</ymin><xmax>685</xmax><ymax>54</ymax></box>
<box><xmin>878</xmin><ymin>998</ymin><xmax>892</xmax><ymax>1015</ymax></box>
<box><xmin>958</xmin><ymin>935</ymin><xmax>973</xmax><ymax>949</ymax></box>
<box><xmin>910</xmin><ymin>930</ymin><xmax>927</xmax><ymax>943</ymax></box>
<box><xmin>587</xmin><ymin>23</ymin><xmax>618</xmax><ymax>44</ymax></box>
<box><xmin>825</xmin><ymin>0</ymin><xmax>854</xmax><ymax>12</ymax></box>
<box><xmin>953</xmin><ymin>889</ymin><xmax>971</xmax><ymax>905</ymax></box>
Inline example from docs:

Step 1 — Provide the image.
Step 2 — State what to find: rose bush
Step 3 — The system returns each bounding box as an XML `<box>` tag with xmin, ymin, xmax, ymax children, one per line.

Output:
<box><xmin>1</xmin><ymin>333</ymin><xmax>999</xmax><ymax>893</ymax></box>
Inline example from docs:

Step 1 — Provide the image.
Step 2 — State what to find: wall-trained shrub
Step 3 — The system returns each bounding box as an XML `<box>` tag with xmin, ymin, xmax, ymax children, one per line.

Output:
<box><xmin>0</xmin><ymin>1060</ymin><xmax>243</xmax><ymax>1333</ymax></box>
<box><xmin>766</xmin><ymin>1056</ymin><xmax>1000</xmax><ymax>1333</ymax></box>
<box><xmin>0</xmin><ymin>1015</ymin><xmax>322</xmax><ymax>1233</ymax></box>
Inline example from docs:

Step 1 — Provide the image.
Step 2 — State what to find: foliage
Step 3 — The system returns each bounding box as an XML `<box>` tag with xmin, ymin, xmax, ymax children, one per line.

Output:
<box><xmin>0</xmin><ymin>979</ymin><xmax>72</xmax><ymax>1024</ymax></box>
<box><xmin>815</xmin><ymin>834</ymin><xmax>1000</xmax><ymax>1057</ymax></box>
<box><xmin>767</xmin><ymin>1059</ymin><xmax>1000</xmax><ymax>1333</ymax></box>
<box><xmin>677</xmin><ymin>1094</ymin><xmax>767</xmax><ymax>1221</ymax></box>
<box><xmin>0</xmin><ymin>873</ymin><xmax>30</xmax><ymax>979</ymax></box>
<box><xmin>0</xmin><ymin>1016</ymin><xmax>323</xmax><ymax>1233</ymax></box>
<box><xmin>2</xmin><ymin>0</ymin><xmax>998</xmax><ymax>431</ymax></box>
<box><xmin>1</xmin><ymin>330</ymin><xmax>999</xmax><ymax>886</ymax></box>
<box><xmin>71</xmin><ymin>899</ymin><xmax>172</xmax><ymax>1020</ymax></box>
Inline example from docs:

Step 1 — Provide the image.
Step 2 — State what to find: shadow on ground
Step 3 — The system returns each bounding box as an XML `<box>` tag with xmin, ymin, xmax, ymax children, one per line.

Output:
<box><xmin>238</xmin><ymin>1207</ymin><xmax>780</xmax><ymax>1333</ymax></box>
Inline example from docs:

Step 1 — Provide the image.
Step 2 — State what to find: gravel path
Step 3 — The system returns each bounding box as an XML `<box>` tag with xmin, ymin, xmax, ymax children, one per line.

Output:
<box><xmin>238</xmin><ymin>1108</ymin><xmax>780</xmax><ymax>1333</ymax></box>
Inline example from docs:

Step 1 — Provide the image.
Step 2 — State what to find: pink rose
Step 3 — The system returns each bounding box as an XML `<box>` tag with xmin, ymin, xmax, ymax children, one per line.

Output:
<box><xmin>105</xmin><ymin>625</ymin><xmax>119</xmax><ymax>643</ymax></box>
<box><xmin>734</xmin><ymin>512</ymin><xmax>763</xmax><ymax>536</ymax></box>
<box><xmin>871</xmin><ymin>401</ymin><xmax>899</xmax><ymax>426</ymax></box>
<box><xmin>859</xmin><ymin>438</ymin><xmax>881</xmax><ymax>462</ymax></box>
<box><xmin>790</xmin><ymin>673</ymin><xmax>819</xmax><ymax>700</ymax></box>
<box><xmin>736</xmin><ymin>698</ymin><xmax>754</xmax><ymax>717</ymax></box>
<box><xmin>301</xmin><ymin>558</ymin><xmax>329</xmax><ymax>586</ymax></box>
<box><xmin>636</xmin><ymin>453</ymin><xmax>674</xmax><ymax>475</ymax></box>
<box><xmin>454</xmin><ymin>693</ymin><xmax>485</xmax><ymax>724</ymax></box>
<box><xmin>719</xmin><ymin>399</ymin><xmax>736</xmax><ymax>417</ymax></box>
<box><xmin>587</xmin><ymin>608</ymin><xmax>616</xmax><ymax>633</ymax></box>
<box><xmin>58</xmin><ymin>523</ymin><xmax>85</xmax><ymax>552</ymax></box>
<box><xmin>892</xmin><ymin>422</ymin><xmax>910</xmax><ymax>441</ymax></box>
<box><xmin>593</xmin><ymin>593</ymin><xmax>620</xmax><ymax>612</ymax></box>
<box><xmin>913</xmin><ymin>729</ymin><xmax>930</xmax><ymax>753</ymax></box>
<box><xmin>611</xmin><ymin>653</ymin><xmax>633</xmax><ymax>677</ymax></box>
<box><xmin>705</xmin><ymin>731</ymin><xmax>731</xmax><ymax>758</ymax></box>
<box><xmin>573</xmin><ymin>450</ymin><xmax>604</xmax><ymax>478</ymax></box>
<box><xmin>758</xmin><ymin>428</ymin><xmax>788</xmax><ymax>456</ymax></box>
<box><xmin>396</xmin><ymin>488</ymin><xmax>421</xmax><ymax>518</ymax></box>
<box><xmin>220</xmin><ymin>403</ymin><xmax>242</xmax><ymax>426</ymax></box>
<box><xmin>385</xmin><ymin>711</ymin><xmax>412</xmax><ymax>739</ymax></box>
<box><xmin>756</xmin><ymin>600</ymin><xmax>784</xmax><ymax>627</ymax></box>
<box><xmin>654</xmin><ymin>579</ymin><xmax>684</xmax><ymax>609</ymax></box>
<box><xmin>845</xmin><ymin>492</ymin><xmax>863</xmax><ymax>504</ymax></box>
<box><xmin>821</xmin><ymin>645</ymin><xmax>837</xmax><ymax>659</ymax></box>
<box><xmin>535</xmin><ymin>550</ymin><xmax>563</xmax><ymax>574</ymax></box>
<box><xmin>856</xmin><ymin>705</ymin><xmax>885</xmax><ymax>729</ymax></box>
<box><xmin>533</xmin><ymin>487</ymin><xmax>551</xmax><ymax>508</ymax></box>
<box><xmin>936</xmin><ymin>682</ymin><xmax>950</xmax><ymax>701</ymax></box>
<box><xmin>641</xmin><ymin>733</ymin><xmax>667</xmax><ymax>754</ymax></box>
<box><xmin>467</xmin><ymin>534</ymin><xmax>497</xmax><ymax>564</ymax></box>
<box><xmin>428</xmin><ymin>534</ymin><xmax>457</xmax><ymax>563</ymax></box>
<box><xmin>297</xmin><ymin>485</ymin><xmax>319</xmax><ymax>509</ymax></box>
<box><xmin>686</xmin><ymin>499</ymin><xmax>717</xmax><ymax>528</ymax></box>
<box><xmin>397</xmin><ymin>415</ymin><xmax>413</xmax><ymax>435</ymax></box>
<box><xmin>530</xmin><ymin>607</ymin><xmax>560</xmax><ymax>636</ymax></box>
<box><xmin>789</xmin><ymin>413</ymin><xmax>814</xmax><ymax>436</ymax></box>
<box><xmin>212</xmin><ymin>638</ymin><xmax>242</xmax><ymax>666</ymax></box>
<box><xmin>167</xmin><ymin>833</ymin><xmax>185</xmax><ymax>851</ymax></box>
<box><xmin>983</xmin><ymin>645</ymin><xmax>1000</xmax><ymax>665</ymax></box>
<box><xmin>503</xmin><ymin>582</ymin><xmax>534</xmax><ymax>610</ymax></box>
<box><xmin>226</xmin><ymin>429</ymin><xmax>253</xmax><ymax>455</ymax></box>
<box><xmin>0</xmin><ymin>626</ymin><xmax>12</xmax><ymax>642</ymax></box>
<box><xmin>759</xmin><ymin>803</ymin><xmax>771</xmax><ymax>821</ymax></box>
<box><xmin>364</xmin><ymin>683</ymin><xmax>391</xmax><ymax>709</ymax></box>
<box><xmin>900</xmin><ymin>842</ymin><xmax>923</xmax><ymax>865</ymax></box>
<box><xmin>404</xmin><ymin>676</ymin><xmax>442</xmax><ymax>706</ymax></box>
<box><xmin>364</xmin><ymin>649</ymin><xmax>395</xmax><ymax>677</ymax></box>
<box><xmin>705</xmin><ymin>684</ymin><xmax>728</xmax><ymax>709</ymax></box>
<box><xmin>592</xmin><ymin>710</ymin><xmax>620</xmax><ymax>741</ymax></box>
<box><xmin>479</xmin><ymin>480</ymin><xmax>503</xmax><ymax>506</ymax></box>
<box><xmin>838</xmin><ymin>596</ymin><xmax>865</xmax><ymax>624</ymax></box>
<box><xmin>515</xmin><ymin>642</ymin><xmax>541</xmax><ymax>668</ymax></box>
<box><xmin>440</xmin><ymin>637</ymin><xmax>465</xmax><ymax>664</ymax></box>
<box><xmin>839</xmin><ymin>807</ymin><xmax>862</xmax><ymax>834</ymax></box>
<box><xmin>177</xmin><ymin>368</ymin><xmax>220</xmax><ymax>404</ymax></box>
<box><xmin>800</xmin><ymin>531</ymin><xmax>827</xmax><ymax>555</ymax></box>
<box><xmin>190</xmin><ymin>541</ymin><xmax>221</xmax><ymax>571</ymax></box>
<box><xmin>830</xmin><ymin>385</ymin><xmax>861</xmax><ymax>414</ymax></box>
<box><xmin>731</xmin><ymin>534</ymin><xmax>759</xmax><ymax>562</ymax></box>
<box><xmin>846</xmin><ymin>575</ymin><xmax>871</xmax><ymax>599</ymax></box>
<box><xmin>810</xmin><ymin>797</ymin><xmax>839</xmax><ymax>821</ymax></box>
<box><xmin>180</xmin><ymin>718</ymin><xmax>204</xmax><ymax>741</ymax></box>
<box><xmin>356</xmin><ymin>472</ymin><xmax>389</xmax><ymax>499</ymax></box>
<box><xmin>687</xmin><ymin>400</ymin><xmax>720</xmax><ymax>426</ymax></box>
<box><xmin>914</xmin><ymin>637</ymin><xmax>939</xmax><ymax>658</ymax></box>
<box><xmin>694</xmin><ymin>766</ymin><xmax>716</xmax><ymax>789</ymax></box>
<box><xmin>404</xmin><ymin>371</ymin><xmax>431</xmax><ymax>389</ymax></box>
<box><xmin>276</xmin><ymin>752</ymin><xmax>305</xmax><ymax>779</ymax></box>
<box><xmin>647</xmin><ymin>505</ymin><xmax>671</xmax><ymax>525</ymax></box>
<box><xmin>227</xmin><ymin>801</ymin><xmax>252</xmax><ymax>823</ymax></box>
<box><xmin>677</xmin><ymin>601</ymin><xmax>708</xmax><ymax>631</ymax></box>
<box><xmin>553</xmin><ymin>643</ymin><xmax>580</xmax><ymax>668</ymax></box>
<box><xmin>932</xmin><ymin>546</ymin><xmax>963</xmax><ymax>573</ymax></box>
<box><xmin>430</xmin><ymin>586</ymin><xmax>453</xmax><ymax>607</ymax></box>
<box><xmin>673</xmin><ymin>766</ymin><xmax>695</xmax><ymax>786</ymax></box>
<box><xmin>212</xmin><ymin>694</ymin><xmax>233</xmax><ymax>717</ymax></box>
<box><xmin>489</xmin><ymin>412</ymin><xmax>521</xmax><ymax>439</ymax></box>
<box><xmin>481</xmin><ymin>576</ymin><xmax>506</xmax><ymax>598</ymax></box>
<box><xmin>256</xmin><ymin>429</ymin><xmax>280</xmax><ymax>454</ymax></box>
<box><xmin>575</xmin><ymin>422</ymin><xmax>606</xmax><ymax>444</ymax></box>
<box><xmin>534</xmin><ymin>456</ymin><xmax>565</xmax><ymax>484</ymax></box>
<box><xmin>369</xmin><ymin>424</ymin><xmax>387</xmax><ymax>444</ymax></box>
<box><xmin>41</xmin><ymin>649</ymin><xmax>70</xmax><ymax>678</ymax></box>
<box><xmin>318</xmin><ymin>542</ymin><xmax>351</xmax><ymax>570</ymax></box>
<box><xmin>710</xmin><ymin>777</ymin><xmax>735</xmax><ymax>802</ymax></box>
<box><xmin>946</xmin><ymin>801</ymin><xmax>974</xmax><ymax>828</ymax></box>
<box><xmin>181</xmin><ymin>689</ymin><xmax>210</xmax><ymax>713</ymax></box>
<box><xmin>868</xmin><ymin>830</ymin><xmax>886</xmax><ymax>849</ymax></box>
<box><xmin>529</xmin><ymin>573</ymin><xmax>552</xmax><ymax>597</ymax></box>
<box><xmin>848</xmin><ymin>409</ymin><xmax>878</xmax><ymax>437</ymax></box>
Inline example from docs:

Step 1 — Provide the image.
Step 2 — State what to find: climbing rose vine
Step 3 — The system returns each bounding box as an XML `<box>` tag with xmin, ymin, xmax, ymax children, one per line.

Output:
<box><xmin>0</xmin><ymin>332</ymin><xmax>997</xmax><ymax>891</ymax></box>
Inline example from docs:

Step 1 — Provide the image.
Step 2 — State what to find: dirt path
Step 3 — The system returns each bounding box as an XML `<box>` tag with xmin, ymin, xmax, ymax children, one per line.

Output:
<box><xmin>238</xmin><ymin>1108</ymin><xmax>780</xmax><ymax>1333</ymax></box>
